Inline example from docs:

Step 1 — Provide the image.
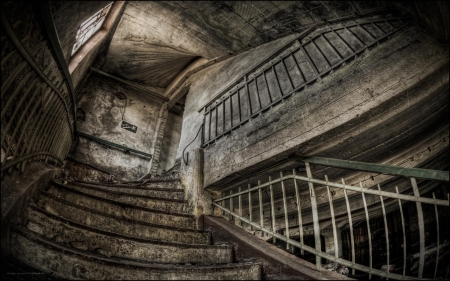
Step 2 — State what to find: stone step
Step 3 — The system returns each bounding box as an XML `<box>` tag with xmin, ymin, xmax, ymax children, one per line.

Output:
<box><xmin>51</xmin><ymin>180</ymin><xmax>190</xmax><ymax>214</ymax></box>
<box><xmin>41</xmin><ymin>184</ymin><xmax>197</xmax><ymax>230</ymax></box>
<box><xmin>34</xmin><ymin>194</ymin><xmax>211</xmax><ymax>244</ymax></box>
<box><xmin>11</xmin><ymin>227</ymin><xmax>262</xmax><ymax>280</ymax></box>
<box><xmin>74</xmin><ymin>178</ymin><xmax>183</xmax><ymax>190</ymax></box>
<box><xmin>25</xmin><ymin>205</ymin><xmax>234</xmax><ymax>264</ymax></box>
<box><xmin>67</xmin><ymin>180</ymin><xmax>185</xmax><ymax>200</ymax></box>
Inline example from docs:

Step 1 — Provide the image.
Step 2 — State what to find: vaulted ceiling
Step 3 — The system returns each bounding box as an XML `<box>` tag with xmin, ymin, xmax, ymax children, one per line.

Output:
<box><xmin>101</xmin><ymin>1</ymin><xmax>407</xmax><ymax>90</ymax></box>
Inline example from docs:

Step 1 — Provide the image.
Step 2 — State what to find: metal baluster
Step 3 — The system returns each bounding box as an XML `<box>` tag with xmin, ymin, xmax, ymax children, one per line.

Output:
<box><xmin>254</xmin><ymin>76</ymin><xmax>262</xmax><ymax>110</ymax></box>
<box><xmin>208</xmin><ymin>109</ymin><xmax>212</xmax><ymax>142</ymax></box>
<box><xmin>263</xmin><ymin>70</ymin><xmax>273</xmax><ymax>103</ymax></box>
<box><xmin>245</xmin><ymin>75</ymin><xmax>253</xmax><ymax>116</ymax></box>
<box><xmin>305</xmin><ymin>162</ymin><xmax>321</xmax><ymax>269</ymax></box>
<box><xmin>290</xmin><ymin>52</ymin><xmax>307</xmax><ymax>85</ymax></box>
<box><xmin>269</xmin><ymin>176</ymin><xmax>276</xmax><ymax>244</ymax></box>
<box><xmin>332</xmin><ymin>29</ymin><xmax>355</xmax><ymax>53</ymax></box>
<box><xmin>1</xmin><ymin>71</ymin><xmax>34</xmax><ymax>119</ymax></box>
<box><xmin>344</xmin><ymin>25</ymin><xmax>365</xmax><ymax>46</ymax></box>
<box><xmin>395</xmin><ymin>186</ymin><xmax>406</xmax><ymax>277</ymax></box>
<box><xmin>221</xmin><ymin>192</ymin><xmax>225</xmax><ymax>217</ymax></box>
<box><xmin>202</xmin><ymin>112</ymin><xmax>206</xmax><ymax>144</ymax></box>
<box><xmin>215</xmin><ymin>104</ymin><xmax>218</xmax><ymax>138</ymax></box>
<box><xmin>410</xmin><ymin>178</ymin><xmax>424</xmax><ymax>278</ymax></box>
<box><xmin>239</xmin><ymin>186</ymin><xmax>242</xmax><ymax>227</ymax></box>
<box><xmin>272</xmin><ymin>64</ymin><xmax>284</xmax><ymax>96</ymax></box>
<box><xmin>343</xmin><ymin>178</ymin><xmax>356</xmax><ymax>275</ymax></box>
<box><xmin>259</xmin><ymin>180</ymin><xmax>264</xmax><ymax>237</ymax></box>
<box><xmin>299</xmin><ymin>43</ymin><xmax>319</xmax><ymax>77</ymax></box>
<box><xmin>248</xmin><ymin>184</ymin><xmax>253</xmax><ymax>231</ymax></box>
<box><xmin>1</xmin><ymin>61</ymin><xmax>28</xmax><ymax>98</ymax></box>
<box><xmin>294</xmin><ymin>169</ymin><xmax>304</xmax><ymax>255</ymax></box>
<box><xmin>222</xmin><ymin>101</ymin><xmax>225</xmax><ymax>133</ymax></box>
<box><xmin>311</xmin><ymin>38</ymin><xmax>332</xmax><ymax>68</ymax></box>
<box><xmin>378</xmin><ymin>184</ymin><xmax>389</xmax><ymax>279</ymax></box>
<box><xmin>280</xmin><ymin>58</ymin><xmax>295</xmax><ymax>91</ymax></box>
<box><xmin>433</xmin><ymin>192</ymin><xmax>439</xmax><ymax>280</ymax></box>
<box><xmin>229</xmin><ymin>189</ymin><xmax>233</xmax><ymax>222</ymax></box>
<box><xmin>322</xmin><ymin>33</ymin><xmax>344</xmax><ymax>60</ymax></box>
<box><xmin>362</xmin><ymin>183</ymin><xmax>372</xmax><ymax>279</ymax></box>
<box><xmin>230</xmin><ymin>94</ymin><xmax>233</xmax><ymax>128</ymax></box>
<box><xmin>281</xmin><ymin>171</ymin><xmax>290</xmax><ymax>250</ymax></box>
<box><xmin>326</xmin><ymin>175</ymin><xmax>338</xmax><ymax>260</ymax></box>
<box><xmin>237</xmin><ymin>87</ymin><xmax>242</xmax><ymax>123</ymax></box>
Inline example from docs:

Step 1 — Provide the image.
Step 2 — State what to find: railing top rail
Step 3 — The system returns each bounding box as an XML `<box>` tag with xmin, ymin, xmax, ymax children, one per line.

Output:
<box><xmin>214</xmin><ymin>174</ymin><xmax>449</xmax><ymax>206</ymax></box>
<box><xmin>295</xmin><ymin>156</ymin><xmax>449</xmax><ymax>182</ymax></box>
<box><xmin>77</xmin><ymin>131</ymin><xmax>152</xmax><ymax>158</ymax></box>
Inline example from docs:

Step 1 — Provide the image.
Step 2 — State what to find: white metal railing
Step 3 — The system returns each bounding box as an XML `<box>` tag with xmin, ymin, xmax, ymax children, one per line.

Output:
<box><xmin>213</xmin><ymin>156</ymin><xmax>449</xmax><ymax>280</ymax></box>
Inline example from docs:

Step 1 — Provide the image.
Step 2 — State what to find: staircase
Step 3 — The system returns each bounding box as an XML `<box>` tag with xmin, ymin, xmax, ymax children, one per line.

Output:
<box><xmin>8</xmin><ymin>178</ymin><xmax>262</xmax><ymax>280</ymax></box>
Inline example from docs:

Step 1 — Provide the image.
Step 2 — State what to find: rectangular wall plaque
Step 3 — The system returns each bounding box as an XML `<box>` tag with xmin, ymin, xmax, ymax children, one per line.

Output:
<box><xmin>121</xmin><ymin>121</ymin><xmax>137</xmax><ymax>133</ymax></box>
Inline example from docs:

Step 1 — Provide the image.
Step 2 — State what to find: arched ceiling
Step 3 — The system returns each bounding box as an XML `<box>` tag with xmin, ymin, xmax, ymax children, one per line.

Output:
<box><xmin>101</xmin><ymin>1</ymin><xmax>406</xmax><ymax>91</ymax></box>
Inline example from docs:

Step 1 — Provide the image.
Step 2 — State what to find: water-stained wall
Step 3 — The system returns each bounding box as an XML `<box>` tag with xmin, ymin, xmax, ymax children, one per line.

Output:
<box><xmin>70</xmin><ymin>74</ymin><xmax>163</xmax><ymax>180</ymax></box>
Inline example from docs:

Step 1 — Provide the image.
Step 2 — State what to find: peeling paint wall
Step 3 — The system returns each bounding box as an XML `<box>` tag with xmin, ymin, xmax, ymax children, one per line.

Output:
<box><xmin>70</xmin><ymin>75</ymin><xmax>162</xmax><ymax>180</ymax></box>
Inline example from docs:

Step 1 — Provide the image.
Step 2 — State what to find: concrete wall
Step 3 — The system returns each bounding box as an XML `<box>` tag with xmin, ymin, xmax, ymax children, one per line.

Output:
<box><xmin>157</xmin><ymin>112</ymin><xmax>183</xmax><ymax>175</ymax></box>
<box><xmin>70</xmin><ymin>74</ymin><xmax>162</xmax><ymax>180</ymax></box>
<box><xmin>178</xmin><ymin>23</ymin><xmax>449</xmax><ymax>189</ymax></box>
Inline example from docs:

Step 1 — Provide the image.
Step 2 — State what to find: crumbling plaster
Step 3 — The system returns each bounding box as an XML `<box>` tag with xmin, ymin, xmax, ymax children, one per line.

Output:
<box><xmin>70</xmin><ymin>75</ymin><xmax>161</xmax><ymax>180</ymax></box>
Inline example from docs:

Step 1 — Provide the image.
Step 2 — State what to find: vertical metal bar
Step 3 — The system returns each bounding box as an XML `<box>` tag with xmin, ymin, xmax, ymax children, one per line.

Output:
<box><xmin>362</xmin><ymin>183</ymin><xmax>373</xmax><ymax>279</ymax></box>
<box><xmin>254</xmin><ymin>77</ymin><xmax>262</xmax><ymax>110</ymax></box>
<box><xmin>208</xmin><ymin>108</ymin><xmax>212</xmax><ymax>142</ymax></box>
<box><xmin>433</xmin><ymin>192</ymin><xmax>439</xmax><ymax>280</ymax></box>
<box><xmin>311</xmin><ymin>39</ymin><xmax>332</xmax><ymax>67</ymax></box>
<box><xmin>299</xmin><ymin>43</ymin><xmax>319</xmax><ymax>76</ymax></box>
<box><xmin>343</xmin><ymin>178</ymin><xmax>356</xmax><ymax>275</ymax></box>
<box><xmin>378</xmin><ymin>184</ymin><xmax>389</xmax><ymax>278</ymax></box>
<box><xmin>202</xmin><ymin>112</ymin><xmax>206</xmax><ymax>144</ymax></box>
<box><xmin>272</xmin><ymin>64</ymin><xmax>284</xmax><ymax>96</ymax></box>
<box><xmin>229</xmin><ymin>189</ymin><xmax>233</xmax><ymax>222</ymax></box>
<box><xmin>326</xmin><ymin>175</ymin><xmax>338</xmax><ymax>260</ymax></box>
<box><xmin>395</xmin><ymin>186</ymin><xmax>406</xmax><ymax>277</ymax></box>
<box><xmin>269</xmin><ymin>176</ymin><xmax>276</xmax><ymax>244</ymax></box>
<box><xmin>344</xmin><ymin>25</ymin><xmax>365</xmax><ymax>46</ymax></box>
<box><xmin>263</xmin><ymin>70</ymin><xmax>273</xmax><ymax>103</ymax></box>
<box><xmin>238</xmin><ymin>186</ymin><xmax>242</xmax><ymax>227</ymax></box>
<box><xmin>294</xmin><ymin>169</ymin><xmax>304</xmax><ymax>255</ymax></box>
<box><xmin>230</xmin><ymin>94</ymin><xmax>233</xmax><ymax>128</ymax></box>
<box><xmin>305</xmin><ymin>162</ymin><xmax>321</xmax><ymax>269</ymax></box>
<box><xmin>332</xmin><ymin>29</ymin><xmax>355</xmax><ymax>53</ymax></box>
<box><xmin>245</xmin><ymin>75</ymin><xmax>253</xmax><ymax>116</ymax></box>
<box><xmin>281</xmin><ymin>171</ymin><xmax>290</xmax><ymax>250</ymax></box>
<box><xmin>222</xmin><ymin>101</ymin><xmax>225</xmax><ymax>133</ymax></box>
<box><xmin>290</xmin><ymin>52</ymin><xmax>307</xmax><ymax>84</ymax></box>
<box><xmin>322</xmin><ymin>33</ymin><xmax>344</xmax><ymax>59</ymax></box>
<box><xmin>215</xmin><ymin>104</ymin><xmax>218</xmax><ymax>138</ymax></box>
<box><xmin>237</xmin><ymin>87</ymin><xmax>242</xmax><ymax>123</ymax></box>
<box><xmin>358</xmin><ymin>23</ymin><xmax>376</xmax><ymax>40</ymax></box>
<box><xmin>221</xmin><ymin>192</ymin><xmax>225</xmax><ymax>217</ymax></box>
<box><xmin>258</xmin><ymin>180</ymin><xmax>264</xmax><ymax>237</ymax></box>
<box><xmin>411</xmin><ymin>178</ymin><xmax>424</xmax><ymax>279</ymax></box>
<box><xmin>248</xmin><ymin>184</ymin><xmax>253</xmax><ymax>231</ymax></box>
<box><xmin>280</xmin><ymin>58</ymin><xmax>295</xmax><ymax>91</ymax></box>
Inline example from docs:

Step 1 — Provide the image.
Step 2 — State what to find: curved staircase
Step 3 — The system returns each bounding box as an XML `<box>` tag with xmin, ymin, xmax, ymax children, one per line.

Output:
<box><xmin>8</xmin><ymin>178</ymin><xmax>262</xmax><ymax>280</ymax></box>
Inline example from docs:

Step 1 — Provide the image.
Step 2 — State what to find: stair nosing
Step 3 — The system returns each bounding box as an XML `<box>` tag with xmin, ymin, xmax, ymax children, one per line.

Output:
<box><xmin>46</xmin><ymin>182</ymin><xmax>193</xmax><ymax>218</ymax></box>
<box><xmin>38</xmin><ymin>192</ymin><xmax>207</xmax><ymax>234</ymax></box>
<box><xmin>28</xmin><ymin>204</ymin><xmax>225</xmax><ymax>248</ymax></box>
<box><xmin>12</xmin><ymin>226</ymin><xmax>260</xmax><ymax>270</ymax></box>
<box><xmin>54</xmin><ymin>180</ymin><xmax>188</xmax><ymax>204</ymax></box>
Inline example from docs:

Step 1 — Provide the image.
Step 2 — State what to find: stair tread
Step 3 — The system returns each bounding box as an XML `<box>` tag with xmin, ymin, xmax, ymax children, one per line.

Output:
<box><xmin>11</xmin><ymin>227</ymin><xmax>261</xmax><ymax>280</ymax></box>
<box><xmin>44</xmin><ymin>183</ymin><xmax>194</xmax><ymax>218</ymax></box>
<box><xmin>37</xmin><ymin>192</ymin><xmax>202</xmax><ymax>232</ymax></box>
<box><xmin>27</xmin><ymin>203</ymin><xmax>224</xmax><ymax>248</ymax></box>
<box><xmin>26</xmin><ymin>206</ymin><xmax>234</xmax><ymax>264</ymax></box>
<box><xmin>61</xmin><ymin>180</ymin><xmax>187</xmax><ymax>202</ymax></box>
